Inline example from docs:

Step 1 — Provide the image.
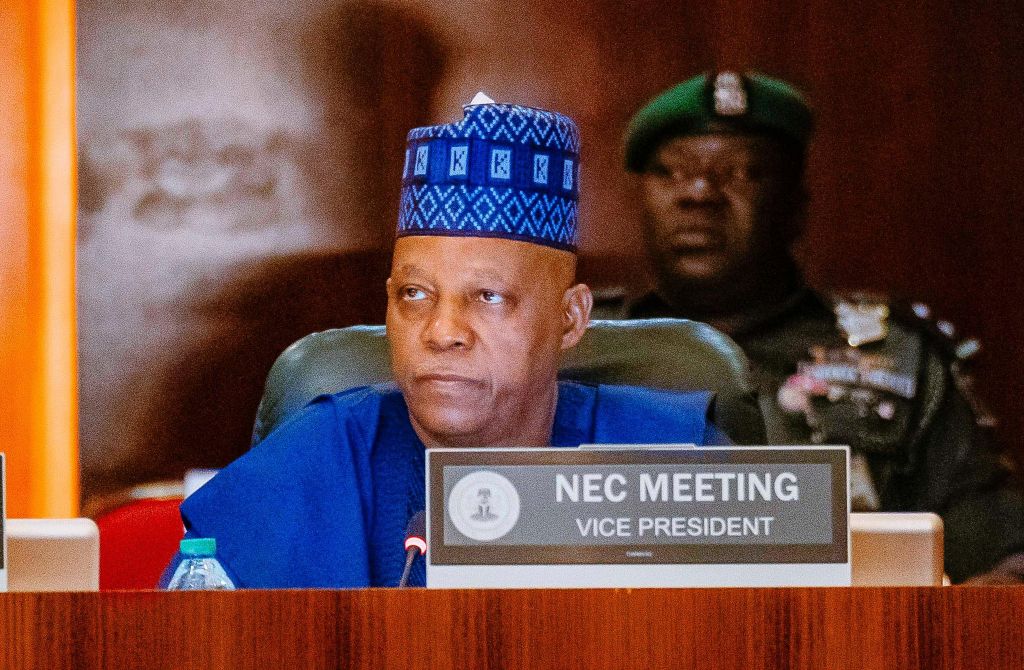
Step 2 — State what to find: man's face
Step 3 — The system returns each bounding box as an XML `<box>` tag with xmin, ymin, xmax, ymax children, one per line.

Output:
<box><xmin>387</xmin><ymin>235</ymin><xmax>589</xmax><ymax>448</ymax></box>
<box><xmin>638</xmin><ymin>134</ymin><xmax>800</xmax><ymax>288</ymax></box>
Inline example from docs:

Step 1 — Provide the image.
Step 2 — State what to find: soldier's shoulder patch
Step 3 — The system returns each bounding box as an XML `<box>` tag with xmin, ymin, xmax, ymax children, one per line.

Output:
<box><xmin>883</xmin><ymin>297</ymin><xmax>996</xmax><ymax>427</ymax></box>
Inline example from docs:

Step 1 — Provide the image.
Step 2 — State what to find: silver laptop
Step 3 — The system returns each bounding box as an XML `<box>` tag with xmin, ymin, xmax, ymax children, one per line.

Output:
<box><xmin>850</xmin><ymin>512</ymin><xmax>944</xmax><ymax>586</ymax></box>
<box><xmin>5</xmin><ymin>519</ymin><xmax>100</xmax><ymax>592</ymax></box>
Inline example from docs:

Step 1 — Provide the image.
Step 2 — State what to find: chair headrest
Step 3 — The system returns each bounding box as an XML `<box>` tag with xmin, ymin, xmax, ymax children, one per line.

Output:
<box><xmin>253</xmin><ymin>318</ymin><xmax>764</xmax><ymax>444</ymax></box>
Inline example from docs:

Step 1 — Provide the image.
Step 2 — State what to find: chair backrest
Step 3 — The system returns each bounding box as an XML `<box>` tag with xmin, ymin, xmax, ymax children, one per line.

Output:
<box><xmin>253</xmin><ymin>318</ymin><xmax>765</xmax><ymax>444</ymax></box>
<box><xmin>95</xmin><ymin>497</ymin><xmax>185</xmax><ymax>590</ymax></box>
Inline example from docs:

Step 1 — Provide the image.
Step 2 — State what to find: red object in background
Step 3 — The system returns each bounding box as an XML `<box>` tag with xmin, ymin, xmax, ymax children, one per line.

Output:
<box><xmin>96</xmin><ymin>497</ymin><xmax>185</xmax><ymax>590</ymax></box>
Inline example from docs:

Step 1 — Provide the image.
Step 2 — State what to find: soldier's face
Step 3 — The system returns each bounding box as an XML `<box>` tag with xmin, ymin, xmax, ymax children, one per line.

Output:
<box><xmin>638</xmin><ymin>134</ymin><xmax>799</xmax><ymax>287</ymax></box>
<box><xmin>387</xmin><ymin>236</ymin><xmax>591</xmax><ymax>448</ymax></box>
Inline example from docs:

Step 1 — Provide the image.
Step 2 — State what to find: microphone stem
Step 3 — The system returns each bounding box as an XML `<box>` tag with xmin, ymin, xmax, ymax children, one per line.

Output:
<box><xmin>398</xmin><ymin>548</ymin><xmax>417</xmax><ymax>587</ymax></box>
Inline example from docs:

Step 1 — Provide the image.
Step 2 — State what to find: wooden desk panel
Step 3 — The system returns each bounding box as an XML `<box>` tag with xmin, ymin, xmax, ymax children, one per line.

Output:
<box><xmin>1</xmin><ymin>588</ymin><xmax>1022</xmax><ymax>669</ymax></box>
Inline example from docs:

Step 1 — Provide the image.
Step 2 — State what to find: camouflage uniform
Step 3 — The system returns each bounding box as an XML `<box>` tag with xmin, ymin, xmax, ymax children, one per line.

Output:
<box><xmin>607</xmin><ymin>287</ymin><xmax>1024</xmax><ymax>582</ymax></box>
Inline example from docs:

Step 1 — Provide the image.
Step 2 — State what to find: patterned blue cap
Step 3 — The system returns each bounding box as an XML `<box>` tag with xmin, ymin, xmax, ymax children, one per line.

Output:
<box><xmin>397</xmin><ymin>101</ymin><xmax>581</xmax><ymax>252</ymax></box>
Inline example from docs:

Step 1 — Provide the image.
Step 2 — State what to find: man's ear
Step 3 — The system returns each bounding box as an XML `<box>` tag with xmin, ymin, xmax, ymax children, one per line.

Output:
<box><xmin>560</xmin><ymin>283</ymin><xmax>593</xmax><ymax>351</ymax></box>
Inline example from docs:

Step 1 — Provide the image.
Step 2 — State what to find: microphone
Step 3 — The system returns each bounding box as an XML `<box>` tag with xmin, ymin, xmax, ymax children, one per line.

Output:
<box><xmin>398</xmin><ymin>511</ymin><xmax>427</xmax><ymax>588</ymax></box>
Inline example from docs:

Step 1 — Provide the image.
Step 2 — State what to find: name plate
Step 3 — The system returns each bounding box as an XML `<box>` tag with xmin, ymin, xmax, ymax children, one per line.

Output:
<box><xmin>426</xmin><ymin>446</ymin><xmax>850</xmax><ymax>588</ymax></box>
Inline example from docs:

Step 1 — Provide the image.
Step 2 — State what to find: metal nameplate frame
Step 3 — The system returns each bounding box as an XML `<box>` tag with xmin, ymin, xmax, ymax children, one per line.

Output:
<box><xmin>426</xmin><ymin>446</ymin><xmax>850</xmax><ymax>588</ymax></box>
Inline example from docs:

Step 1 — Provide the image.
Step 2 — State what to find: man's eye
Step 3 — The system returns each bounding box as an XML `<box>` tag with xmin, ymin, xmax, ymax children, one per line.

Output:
<box><xmin>479</xmin><ymin>290</ymin><xmax>504</xmax><ymax>304</ymax></box>
<box><xmin>401</xmin><ymin>287</ymin><xmax>427</xmax><ymax>301</ymax></box>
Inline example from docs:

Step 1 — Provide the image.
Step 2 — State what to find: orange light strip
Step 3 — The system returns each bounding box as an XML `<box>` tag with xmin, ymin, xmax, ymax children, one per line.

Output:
<box><xmin>0</xmin><ymin>0</ymin><xmax>79</xmax><ymax>518</ymax></box>
<box><xmin>30</xmin><ymin>0</ymin><xmax>78</xmax><ymax>517</ymax></box>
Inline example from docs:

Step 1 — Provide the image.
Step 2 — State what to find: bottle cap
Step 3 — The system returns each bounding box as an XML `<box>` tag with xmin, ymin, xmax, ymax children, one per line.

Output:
<box><xmin>180</xmin><ymin>537</ymin><xmax>217</xmax><ymax>557</ymax></box>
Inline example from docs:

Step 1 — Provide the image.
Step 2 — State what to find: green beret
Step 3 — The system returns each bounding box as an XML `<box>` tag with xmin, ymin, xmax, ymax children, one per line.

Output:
<box><xmin>624</xmin><ymin>72</ymin><xmax>815</xmax><ymax>172</ymax></box>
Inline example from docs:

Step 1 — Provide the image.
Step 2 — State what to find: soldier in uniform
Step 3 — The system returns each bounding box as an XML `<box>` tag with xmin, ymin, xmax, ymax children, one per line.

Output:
<box><xmin>607</xmin><ymin>71</ymin><xmax>1024</xmax><ymax>583</ymax></box>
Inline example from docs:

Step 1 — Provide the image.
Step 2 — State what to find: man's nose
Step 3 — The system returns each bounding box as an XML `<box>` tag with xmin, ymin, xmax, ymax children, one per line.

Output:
<box><xmin>675</xmin><ymin>175</ymin><xmax>723</xmax><ymax>205</ymax></box>
<box><xmin>422</xmin><ymin>298</ymin><xmax>474</xmax><ymax>351</ymax></box>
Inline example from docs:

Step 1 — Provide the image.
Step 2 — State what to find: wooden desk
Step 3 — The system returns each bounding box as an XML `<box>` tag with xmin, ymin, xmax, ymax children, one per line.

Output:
<box><xmin>1</xmin><ymin>587</ymin><xmax>1022</xmax><ymax>669</ymax></box>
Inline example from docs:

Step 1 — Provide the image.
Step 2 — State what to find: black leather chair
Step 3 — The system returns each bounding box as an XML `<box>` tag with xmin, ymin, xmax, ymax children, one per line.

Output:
<box><xmin>252</xmin><ymin>318</ymin><xmax>766</xmax><ymax>445</ymax></box>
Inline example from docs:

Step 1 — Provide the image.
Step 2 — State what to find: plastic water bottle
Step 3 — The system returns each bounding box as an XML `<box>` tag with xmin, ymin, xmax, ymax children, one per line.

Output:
<box><xmin>166</xmin><ymin>538</ymin><xmax>236</xmax><ymax>590</ymax></box>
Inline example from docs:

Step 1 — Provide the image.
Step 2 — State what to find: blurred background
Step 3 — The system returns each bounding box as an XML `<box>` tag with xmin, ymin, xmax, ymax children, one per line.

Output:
<box><xmin>71</xmin><ymin>0</ymin><xmax>1023</xmax><ymax>511</ymax></box>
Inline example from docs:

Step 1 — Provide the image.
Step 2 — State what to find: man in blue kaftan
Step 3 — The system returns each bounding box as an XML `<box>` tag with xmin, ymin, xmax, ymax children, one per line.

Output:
<box><xmin>173</xmin><ymin>97</ymin><xmax>730</xmax><ymax>588</ymax></box>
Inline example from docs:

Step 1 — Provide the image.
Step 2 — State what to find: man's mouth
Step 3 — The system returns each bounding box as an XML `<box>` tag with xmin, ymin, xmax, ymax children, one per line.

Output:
<box><xmin>415</xmin><ymin>373</ymin><xmax>485</xmax><ymax>389</ymax></box>
<box><xmin>668</xmin><ymin>227</ymin><xmax>726</xmax><ymax>252</ymax></box>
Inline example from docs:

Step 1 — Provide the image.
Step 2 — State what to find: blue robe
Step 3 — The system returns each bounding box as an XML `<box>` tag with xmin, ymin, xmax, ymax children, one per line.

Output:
<box><xmin>173</xmin><ymin>382</ymin><xmax>722</xmax><ymax>588</ymax></box>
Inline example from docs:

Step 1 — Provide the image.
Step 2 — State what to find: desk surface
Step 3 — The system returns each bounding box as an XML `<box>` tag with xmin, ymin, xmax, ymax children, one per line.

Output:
<box><xmin>1</xmin><ymin>587</ymin><xmax>1022</xmax><ymax>669</ymax></box>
